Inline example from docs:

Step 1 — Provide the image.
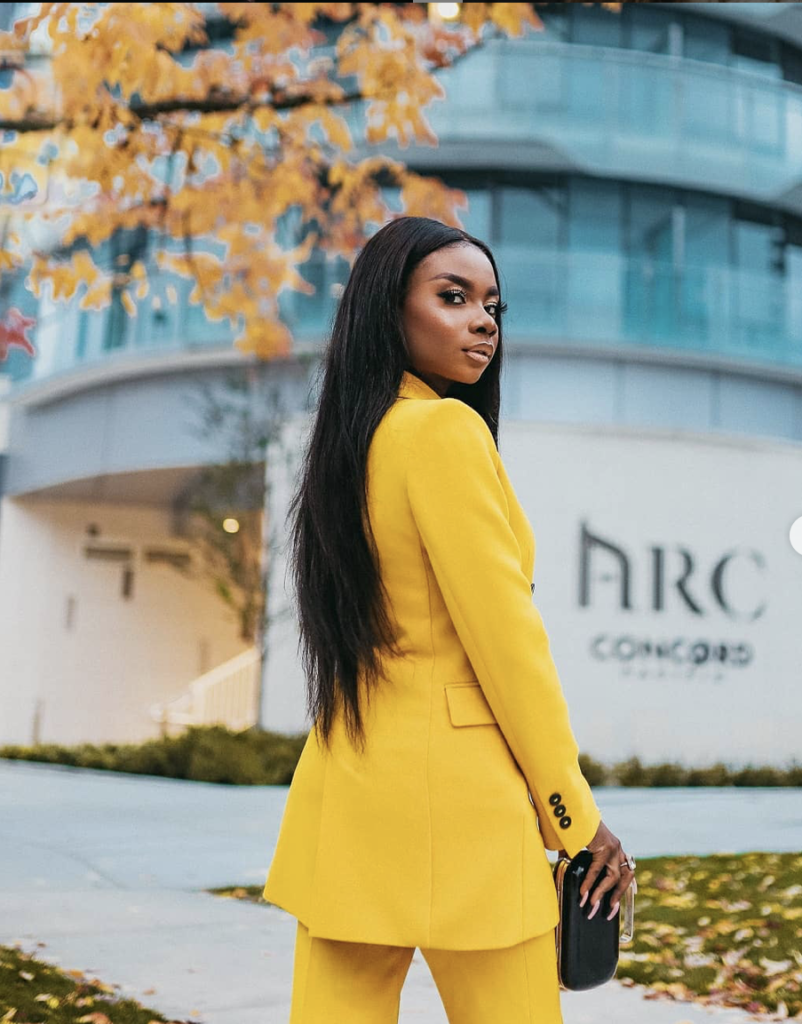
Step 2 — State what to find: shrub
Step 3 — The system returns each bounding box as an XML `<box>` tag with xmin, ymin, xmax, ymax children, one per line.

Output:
<box><xmin>1</xmin><ymin>731</ymin><xmax>800</xmax><ymax>787</ymax></box>
<box><xmin>0</xmin><ymin>725</ymin><xmax>307</xmax><ymax>785</ymax></box>
<box><xmin>685</xmin><ymin>762</ymin><xmax>732</xmax><ymax>786</ymax></box>
<box><xmin>578</xmin><ymin>752</ymin><xmax>608</xmax><ymax>786</ymax></box>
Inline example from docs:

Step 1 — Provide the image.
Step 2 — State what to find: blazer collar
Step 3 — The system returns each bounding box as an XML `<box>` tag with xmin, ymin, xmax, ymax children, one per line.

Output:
<box><xmin>397</xmin><ymin>370</ymin><xmax>444</xmax><ymax>402</ymax></box>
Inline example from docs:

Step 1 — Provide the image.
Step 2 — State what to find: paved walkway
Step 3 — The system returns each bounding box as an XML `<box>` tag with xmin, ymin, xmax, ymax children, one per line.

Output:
<box><xmin>1</xmin><ymin>758</ymin><xmax>800</xmax><ymax>1023</ymax></box>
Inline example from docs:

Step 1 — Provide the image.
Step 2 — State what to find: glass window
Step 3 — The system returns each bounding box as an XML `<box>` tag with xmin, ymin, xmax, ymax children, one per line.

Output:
<box><xmin>498</xmin><ymin>185</ymin><xmax>564</xmax><ymax>248</ymax></box>
<box><xmin>624</xmin><ymin>187</ymin><xmax>676</xmax><ymax>343</ymax></box>
<box><xmin>733</xmin><ymin>215</ymin><xmax>783</xmax><ymax>274</ymax></box>
<box><xmin>626</xmin><ymin>6</ymin><xmax>672</xmax><ymax>56</ymax></box>
<box><xmin>780</xmin><ymin>43</ymin><xmax>802</xmax><ymax>88</ymax></box>
<box><xmin>784</xmin><ymin>243</ymin><xmax>802</xmax><ymax>343</ymax></box>
<box><xmin>732</xmin><ymin>30</ymin><xmax>781</xmax><ymax>80</ymax></box>
<box><xmin>567</xmin><ymin>178</ymin><xmax>622</xmax><ymax>253</ymax></box>
<box><xmin>626</xmin><ymin>185</ymin><xmax>675</xmax><ymax>265</ymax></box>
<box><xmin>533</xmin><ymin>4</ymin><xmax>570</xmax><ymax>42</ymax></box>
<box><xmin>104</xmin><ymin>293</ymin><xmax>128</xmax><ymax>351</ymax></box>
<box><xmin>682</xmin><ymin>14</ymin><xmax>730</xmax><ymax>65</ymax></box>
<box><xmin>683</xmin><ymin>195</ymin><xmax>730</xmax><ymax>267</ymax></box>
<box><xmin>459</xmin><ymin>189</ymin><xmax>492</xmax><ymax>242</ymax></box>
<box><xmin>102</xmin><ymin>231</ymin><xmax>145</xmax><ymax>351</ymax></box>
<box><xmin>571</xmin><ymin>4</ymin><xmax>622</xmax><ymax>47</ymax></box>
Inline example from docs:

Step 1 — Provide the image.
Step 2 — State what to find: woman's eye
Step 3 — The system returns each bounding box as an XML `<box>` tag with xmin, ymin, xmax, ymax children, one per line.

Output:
<box><xmin>440</xmin><ymin>290</ymin><xmax>506</xmax><ymax>318</ymax></box>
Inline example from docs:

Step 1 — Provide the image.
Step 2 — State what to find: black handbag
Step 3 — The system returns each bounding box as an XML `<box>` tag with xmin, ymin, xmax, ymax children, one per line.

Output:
<box><xmin>552</xmin><ymin>848</ymin><xmax>636</xmax><ymax>991</ymax></box>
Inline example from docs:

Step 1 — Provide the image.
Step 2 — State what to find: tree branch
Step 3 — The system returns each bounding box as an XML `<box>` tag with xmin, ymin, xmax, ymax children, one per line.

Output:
<box><xmin>0</xmin><ymin>30</ymin><xmax>487</xmax><ymax>134</ymax></box>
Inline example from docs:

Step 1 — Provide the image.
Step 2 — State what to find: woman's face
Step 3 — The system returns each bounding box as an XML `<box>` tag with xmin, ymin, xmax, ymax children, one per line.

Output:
<box><xmin>400</xmin><ymin>242</ymin><xmax>500</xmax><ymax>397</ymax></box>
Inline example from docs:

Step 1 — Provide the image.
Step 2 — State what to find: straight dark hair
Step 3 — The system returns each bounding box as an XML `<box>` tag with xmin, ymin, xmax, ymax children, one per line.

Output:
<box><xmin>287</xmin><ymin>216</ymin><xmax>506</xmax><ymax>753</ymax></box>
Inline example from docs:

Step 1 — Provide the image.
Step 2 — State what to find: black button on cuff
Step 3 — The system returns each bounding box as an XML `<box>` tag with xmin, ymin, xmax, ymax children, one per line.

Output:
<box><xmin>549</xmin><ymin>793</ymin><xmax>561</xmax><ymax>806</ymax></box>
<box><xmin>553</xmin><ymin>803</ymin><xmax>566</xmax><ymax>817</ymax></box>
<box><xmin>559</xmin><ymin>815</ymin><xmax>572</xmax><ymax>829</ymax></box>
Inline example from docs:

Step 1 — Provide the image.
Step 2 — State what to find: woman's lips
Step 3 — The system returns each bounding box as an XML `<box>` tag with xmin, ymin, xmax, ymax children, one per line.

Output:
<box><xmin>464</xmin><ymin>349</ymin><xmax>490</xmax><ymax>363</ymax></box>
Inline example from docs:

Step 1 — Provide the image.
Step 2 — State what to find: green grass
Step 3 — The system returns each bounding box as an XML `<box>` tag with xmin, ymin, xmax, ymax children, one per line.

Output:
<box><xmin>210</xmin><ymin>852</ymin><xmax>802</xmax><ymax>1018</ymax></box>
<box><xmin>0</xmin><ymin>943</ymin><xmax>196</xmax><ymax>1023</ymax></box>
<box><xmin>1</xmin><ymin>731</ymin><xmax>800</xmax><ymax>787</ymax></box>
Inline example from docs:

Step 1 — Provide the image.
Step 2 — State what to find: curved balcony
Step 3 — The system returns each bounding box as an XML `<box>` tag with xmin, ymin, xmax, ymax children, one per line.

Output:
<box><xmin>7</xmin><ymin>274</ymin><xmax>240</xmax><ymax>400</ymax></box>
<box><xmin>352</xmin><ymin>39</ymin><xmax>802</xmax><ymax>211</ymax></box>
<box><xmin>9</xmin><ymin>245</ymin><xmax>802</xmax><ymax>401</ymax></box>
<box><xmin>279</xmin><ymin>246</ymin><xmax>802</xmax><ymax>373</ymax></box>
<box><xmin>503</xmin><ymin>247</ymin><xmax>802</xmax><ymax>369</ymax></box>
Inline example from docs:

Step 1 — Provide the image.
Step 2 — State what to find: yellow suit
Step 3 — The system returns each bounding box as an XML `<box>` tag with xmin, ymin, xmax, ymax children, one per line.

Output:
<box><xmin>264</xmin><ymin>370</ymin><xmax>602</xmax><ymax>951</ymax></box>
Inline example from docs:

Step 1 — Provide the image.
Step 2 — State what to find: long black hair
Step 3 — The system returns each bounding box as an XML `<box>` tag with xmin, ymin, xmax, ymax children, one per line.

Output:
<box><xmin>287</xmin><ymin>216</ymin><xmax>506</xmax><ymax>753</ymax></box>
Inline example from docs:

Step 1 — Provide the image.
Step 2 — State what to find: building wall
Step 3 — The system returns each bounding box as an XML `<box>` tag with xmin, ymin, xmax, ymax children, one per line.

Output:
<box><xmin>0</xmin><ymin>374</ymin><xmax>10</xmax><ymax>510</ymax></box>
<box><xmin>501</xmin><ymin>347</ymin><xmax>802</xmax><ymax>441</ymax></box>
<box><xmin>503</xmin><ymin>419</ymin><xmax>802</xmax><ymax>768</ymax></box>
<box><xmin>0</xmin><ymin>497</ymin><xmax>248</xmax><ymax>746</ymax></box>
<box><xmin>264</xmin><ymin>413</ymin><xmax>802</xmax><ymax>769</ymax></box>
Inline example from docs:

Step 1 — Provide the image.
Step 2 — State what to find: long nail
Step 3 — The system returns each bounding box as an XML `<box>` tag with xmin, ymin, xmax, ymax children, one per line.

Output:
<box><xmin>588</xmin><ymin>899</ymin><xmax>600</xmax><ymax>920</ymax></box>
<box><xmin>606</xmin><ymin>901</ymin><xmax>620</xmax><ymax>921</ymax></box>
<box><xmin>579</xmin><ymin>890</ymin><xmax>588</xmax><ymax>908</ymax></box>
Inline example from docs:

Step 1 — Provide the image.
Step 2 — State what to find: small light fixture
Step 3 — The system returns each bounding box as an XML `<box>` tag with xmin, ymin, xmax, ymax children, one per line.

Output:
<box><xmin>223</xmin><ymin>517</ymin><xmax>240</xmax><ymax>534</ymax></box>
<box><xmin>790</xmin><ymin>515</ymin><xmax>802</xmax><ymax>556</ymax></box>
<box><xmin>429</xmin><ymin>3</ymin><xmax>461</xmax><ymax>22</ymax></box>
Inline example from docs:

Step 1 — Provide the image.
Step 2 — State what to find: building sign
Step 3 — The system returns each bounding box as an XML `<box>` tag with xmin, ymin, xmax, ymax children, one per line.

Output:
<box><xmin>500</xmin><ymin>422</ymin><xmax>802</xmax><ymax>767</ymax></box>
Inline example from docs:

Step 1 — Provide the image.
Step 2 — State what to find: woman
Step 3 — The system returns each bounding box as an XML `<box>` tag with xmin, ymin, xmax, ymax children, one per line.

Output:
<box><xmin>264</xmin><ymin>216</ymin><xmax>635</xmax><ymax>1022</ymax></box>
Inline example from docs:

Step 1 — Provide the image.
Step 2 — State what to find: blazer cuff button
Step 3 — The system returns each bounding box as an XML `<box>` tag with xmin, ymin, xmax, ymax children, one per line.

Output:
<box><xmin>559</xmin><ymin>815</ymin><xmax>572</xmax><ymax>829</ymax></box>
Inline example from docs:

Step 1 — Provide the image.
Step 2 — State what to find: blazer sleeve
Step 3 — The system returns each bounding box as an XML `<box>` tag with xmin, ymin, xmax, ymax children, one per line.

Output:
<box><xmin>405</xmin><ymin>399</ymin><xmax>601</xmax><ymax>859</ymax></box>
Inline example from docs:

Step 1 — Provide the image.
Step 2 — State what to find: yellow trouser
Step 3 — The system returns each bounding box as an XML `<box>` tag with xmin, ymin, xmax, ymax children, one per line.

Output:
<box><xmin>289</xmin><ymin>919</ymin><xmax>563</xmax><ymax>1024</ymax></box>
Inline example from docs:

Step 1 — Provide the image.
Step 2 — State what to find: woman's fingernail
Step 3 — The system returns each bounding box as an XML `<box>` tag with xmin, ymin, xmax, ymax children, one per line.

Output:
<box><xmin>588</xmin><ymin>899</ymin><xmax>600</xmax><ymax>920</ymax></box>
<box><xmin>606</xmin><ymin>902</ymin><xmax>620</xmax><ymax>921</ymax></box>
<box><xmin>579</xmin><ymin>890</ymin><xmax>588</xmax><ymax>908</ymax></box>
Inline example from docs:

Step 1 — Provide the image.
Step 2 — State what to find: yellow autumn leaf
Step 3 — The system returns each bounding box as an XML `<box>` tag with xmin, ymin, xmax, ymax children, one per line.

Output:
<box><xmin>0</xmin><ymin>0</ymin><xmax>627</xmax><ymax>366</ymax></box>
<box><xmin>79</xmin><ymin>279</ymin><xmax>113</xmax><ymax>310</ymax></box>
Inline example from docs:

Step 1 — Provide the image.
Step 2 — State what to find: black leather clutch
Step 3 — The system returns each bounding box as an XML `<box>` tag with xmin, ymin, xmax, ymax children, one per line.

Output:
<box><xmin>552</xmin><ymin>848</ymin><xmax>635</xmax><ymax>991</ymax></box>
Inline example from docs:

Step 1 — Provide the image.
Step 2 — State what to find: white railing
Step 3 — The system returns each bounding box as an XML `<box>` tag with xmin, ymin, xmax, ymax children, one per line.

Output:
<box><xmin>150</xmin><ymin>647</ymin><xmax>261</xmax><ymax>735</ymax></box>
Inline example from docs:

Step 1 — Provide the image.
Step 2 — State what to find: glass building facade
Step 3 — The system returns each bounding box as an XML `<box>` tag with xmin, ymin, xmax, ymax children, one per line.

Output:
<box><xmin>5</xmin><ymin>3</ymin><xmax>802</xmax><ymax>388</ymax></box>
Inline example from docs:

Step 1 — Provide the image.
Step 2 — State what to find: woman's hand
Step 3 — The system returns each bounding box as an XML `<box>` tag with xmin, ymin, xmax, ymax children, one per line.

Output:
<box><xmin>567</xmin><ymin>819</ymin><xmax>635</xmax><ymax>921</ymax></box>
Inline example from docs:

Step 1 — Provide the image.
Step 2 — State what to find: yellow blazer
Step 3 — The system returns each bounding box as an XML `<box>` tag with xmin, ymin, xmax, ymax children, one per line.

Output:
<box><xmin>263</xmin><ymin>370</ymin><xmax>602</xmax><ymax>950</ymax></box>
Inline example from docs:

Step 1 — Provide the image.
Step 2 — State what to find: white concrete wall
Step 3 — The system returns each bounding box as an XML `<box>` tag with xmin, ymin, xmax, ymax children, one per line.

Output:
<box><xmin>260</xmin><ymin>415</ymin><xmax>307</xmax><ymax>737</ymax></box>
<box><xmin>0</xmin><ymin>497</ymin><xmax>248</xmax><ymax>746</ymax></box>
<box><xmin>0</xmin><ymin>374</ymin><xmax>10</xmax><ymax>454</ymax></box>
<box><xmin>2</xmin><ymin>416</ymin><xmax>800</xmax><ymax>768</ymax></box>
<box><xmin>264</xmin><ymin>417</ymin><xmax>802</xmax><ymax>769</ymax></box>
<box><xmin>500</xmin><ymin>420</ymin><xmax>802</xmax><ymax>769</ymax></box>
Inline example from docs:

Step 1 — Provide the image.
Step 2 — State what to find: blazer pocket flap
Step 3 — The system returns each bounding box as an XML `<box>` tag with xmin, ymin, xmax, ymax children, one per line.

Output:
<box><xmin>444</xmin><ymin>682</ymin><xmax>497</xmax><ymax>727</ymax></box>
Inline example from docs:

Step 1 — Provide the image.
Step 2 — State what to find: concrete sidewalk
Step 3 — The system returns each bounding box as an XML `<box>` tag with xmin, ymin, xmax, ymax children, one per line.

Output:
<box><xmin>1</xmin><ymin>758</ymin><xmax>800</xmax><ymax>1023</ymax></box>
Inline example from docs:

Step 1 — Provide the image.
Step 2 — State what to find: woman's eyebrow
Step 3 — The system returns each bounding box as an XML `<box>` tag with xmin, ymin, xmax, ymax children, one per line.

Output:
<box><xmin>428</xmin><ymin>272</ymin><xmax>499</xmax><ymax>298</ymax></box>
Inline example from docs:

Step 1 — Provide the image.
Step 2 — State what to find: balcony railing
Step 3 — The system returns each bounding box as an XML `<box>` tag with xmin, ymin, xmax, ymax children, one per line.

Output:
<box><xmin>269</xmin><ymin>246</ymin><xmax>802</xmax><ymax>371</ymax></box>
<box><xmin>9</xmin><ymin>247</ymin><xmax>802</xmax><ymax>391</ymax></box>
<box><xmin>497</xmin><ymin>248</ymin><xmax>802</xmax><ymax>369</ymax></box>
<box><xmin>149</xmin><ymin>646</ymin><xmax>260</xmax><ymax>737</ymax></box>
<box><xmin>346</xmin><ymin>39</ymin><xmax>802</xmax><ymax>200</ymax></box>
